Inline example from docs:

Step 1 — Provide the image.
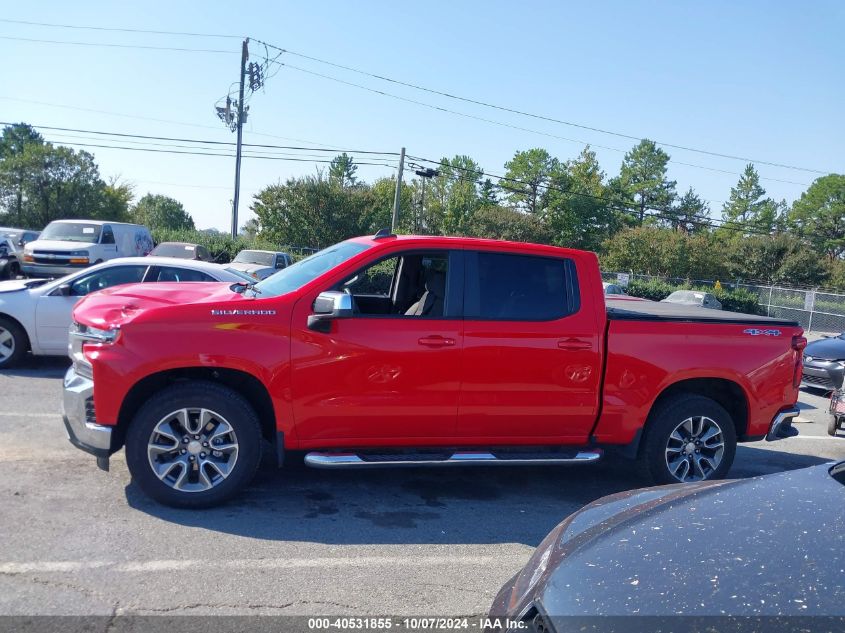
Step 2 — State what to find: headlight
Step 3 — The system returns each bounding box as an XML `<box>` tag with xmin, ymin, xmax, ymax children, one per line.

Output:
<box><xmin>69</xmin><ymin>250</ymin><xmax>90</xmax><ymax>264</ymax></box>
<box><xmin>71</xmin><ymin>322</ymin><xmax>120</xmax><ymax>344</ymax></box>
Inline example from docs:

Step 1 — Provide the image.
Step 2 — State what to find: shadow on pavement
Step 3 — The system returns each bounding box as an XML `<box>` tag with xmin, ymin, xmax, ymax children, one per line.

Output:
<box><xmin>125</xmin><ymin>445</ymin><xmax>834</xmax><ymax>547</ymax></box>
<box><xmin>0</xmin><ymin>354</ymin><xmax>69</xmax><ymax>378</ymax></box>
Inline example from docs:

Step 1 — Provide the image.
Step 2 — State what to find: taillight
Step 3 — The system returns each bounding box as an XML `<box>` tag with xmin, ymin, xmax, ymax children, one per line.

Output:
<box><xmin>792</xmin><ymin>335</ymin><xmax>807</xmax><ymax>388</ymax></box>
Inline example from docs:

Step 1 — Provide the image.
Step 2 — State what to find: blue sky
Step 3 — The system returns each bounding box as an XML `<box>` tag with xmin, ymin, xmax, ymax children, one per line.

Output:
<box><xmin>1</xmin><ymin>0</ymin><xmax>842</xmax><ymax>232</ymax></box>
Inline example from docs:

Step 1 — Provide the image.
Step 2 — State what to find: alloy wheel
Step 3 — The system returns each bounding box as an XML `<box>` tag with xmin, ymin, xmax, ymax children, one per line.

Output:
<box><xmin>665</xmin><ymin>415</ymin><xmax>725</xmax><ymax>482</ymax></box>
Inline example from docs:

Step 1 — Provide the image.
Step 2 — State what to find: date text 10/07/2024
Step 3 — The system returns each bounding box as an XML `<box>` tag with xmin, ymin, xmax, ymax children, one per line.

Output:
<box><xmin>307</xmin><ymin>617</ymin><xmax>527</xmax><ymax>631</ymax></box>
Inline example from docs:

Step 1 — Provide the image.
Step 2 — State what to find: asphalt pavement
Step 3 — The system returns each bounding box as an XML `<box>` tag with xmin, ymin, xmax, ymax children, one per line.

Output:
<box><xmin>1</xmin><ymin>356</ymin><xmax>843</xmax><ymax>619</ymax></box>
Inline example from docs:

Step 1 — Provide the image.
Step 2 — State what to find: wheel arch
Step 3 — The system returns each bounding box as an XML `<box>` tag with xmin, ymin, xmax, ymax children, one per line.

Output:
<box><xmin>115</xmin><ymin>367</ymin><xmax>277</xmax><ymax>453</ymax></box>
<box><xmin>639</xmin><ymin>377</ymin><xmax>749</xmax><ymax>454</ymax></box>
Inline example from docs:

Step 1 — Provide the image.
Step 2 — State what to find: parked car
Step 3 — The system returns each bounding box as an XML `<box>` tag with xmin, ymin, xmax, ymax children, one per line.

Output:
<box><xmin>828</xmin><ymin>390</ymin><xmax>845</xmax><ymax>436</ymax></box>
<box><xmin>227</xmin><ymin>249</ymin><xmax>292</xmax><ymax>280</ymax></box>
<box><xmin>0</xmin><ymin>228</ymin><xmax>40</xmax><ymax>280</ymax></box>
<box><xmin>602</xmin><ymin>282</ymin><xmax>627</xmax><ymax>296</ymax></box>
<box><xmin>149</xmin><ymin>242</ymin><xmax>213</xmax><ymax>262</ymax></box>
<box><xmin>661</xmin><ymin>289</ymin><xmax>722</xmax><ymax>310</ymax></box>
<box><xmin>801</xmin><ymin>333</ymin><xmax>845</xmax><ymax>391</ymax></box>
<box><xmin>488</xmin><ymin>461</ymin><xmax>845</xmax><ymax>625</ymax></box>
<box><xmin>21</xmin><ymin>220</ymin><xmax>154</xmax><ymax>278</ymax></box>
<box><xmin>65</xmin><ymin>233</ymin><xmax>805</xmax><ymax>507</ymax></box>
<box><xmin>0</xmin><ymin>257</ymin><xmax>248</xmax><ymax>368</ymax></box>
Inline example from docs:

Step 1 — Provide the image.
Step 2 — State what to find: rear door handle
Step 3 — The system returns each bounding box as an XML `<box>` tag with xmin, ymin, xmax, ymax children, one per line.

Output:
<box><xmin>418</xmin><ymin>335</ymin><xmax>456</xmax><ymax>348</ymax></box>
<box><xmin>558</xmin><ymin>338</ymin><xmax>592</xmax><ymax>351</ymax></box>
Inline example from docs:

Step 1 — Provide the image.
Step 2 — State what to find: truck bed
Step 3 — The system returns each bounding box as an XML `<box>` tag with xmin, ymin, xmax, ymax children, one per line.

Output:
<box><xmin>606</xmin><ymin>297</ymin><xmax>799</xmax><ymax>327</ymax></box>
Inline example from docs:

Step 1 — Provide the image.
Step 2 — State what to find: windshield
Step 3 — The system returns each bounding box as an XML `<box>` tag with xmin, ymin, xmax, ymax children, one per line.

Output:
<box><xmin>151</xmin><ymin>243</ymin><xmax>196</xmax><ymax>259</ymax></box>
<box><xmin>40</xmin><ymin>222</ymin><xmax>101</xmax><ymax>243</ymax></box>
<box><xmin>253</xmin><ymin>241</ymin><xmax>370</xmax><ymax>298</ymax></box>
<box><xmin>233</xmin><ymin>250</ymin><xmax>275</xmax><ymax>266</ymax></box>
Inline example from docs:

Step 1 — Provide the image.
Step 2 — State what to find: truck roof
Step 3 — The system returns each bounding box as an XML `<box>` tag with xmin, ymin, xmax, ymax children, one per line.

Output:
<box><xmin>349</xmin><ymin>234</ymin><xmax>588</xmax><ymax>258</ymax></box>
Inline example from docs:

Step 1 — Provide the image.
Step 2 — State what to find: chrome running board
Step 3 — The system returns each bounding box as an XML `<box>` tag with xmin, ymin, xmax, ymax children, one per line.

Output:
<box><xmin>304</xmin><ymin>449</ymin><xmax>603</xmax><ymax>469</ymax></box>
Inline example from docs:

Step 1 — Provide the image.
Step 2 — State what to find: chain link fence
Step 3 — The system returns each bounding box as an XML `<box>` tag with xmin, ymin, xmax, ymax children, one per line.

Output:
<box><xmin>601</xmin><ymin>271</ymin><xmax>845</xmax><ymax>334</ymax></box>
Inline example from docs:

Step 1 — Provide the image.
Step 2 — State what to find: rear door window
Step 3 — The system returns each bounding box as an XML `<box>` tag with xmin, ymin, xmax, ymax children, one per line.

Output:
<box><xmin>147</xmin><ymin>266</ymin><xmax>216</xmax><ymax>282</ymax></box>
<box><xmin>465</xmin><ymin>251</ymin><xmax>579</xmax><ymax>321</ymax></box>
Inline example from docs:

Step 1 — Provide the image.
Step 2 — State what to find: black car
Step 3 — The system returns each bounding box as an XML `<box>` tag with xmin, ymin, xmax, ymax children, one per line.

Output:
<box><xmin>802</xmin><ymin>334</ymin><xmax>845</xmax><ymax>391</ymax></box>
<box><xmin>489</xmin><ymin>463</ymin><xmax>845</xmax><ymax>628</ymax></box>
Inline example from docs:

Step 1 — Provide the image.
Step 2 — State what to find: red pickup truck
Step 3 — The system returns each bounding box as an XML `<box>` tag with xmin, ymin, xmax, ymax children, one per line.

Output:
<box><xmin>63</xmin><ymin>233</ymin><xmax>806</xmax><ymax>507</ymax></box>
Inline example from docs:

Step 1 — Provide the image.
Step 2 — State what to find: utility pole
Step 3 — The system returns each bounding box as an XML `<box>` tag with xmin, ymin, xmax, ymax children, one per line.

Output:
<box><xmin>391</xmin><ymin>147</ymin><xmax>405</xmax><ymax>232</ymax></box>
<box><xmin>231</xmin><ymin>38</ymin><xmax>249</xmax><ymax>239</ymax></box>
<box><xmin>412</xmin><ymin>165</ymin><xmax>439</xmax><ymax>233</ymax></box>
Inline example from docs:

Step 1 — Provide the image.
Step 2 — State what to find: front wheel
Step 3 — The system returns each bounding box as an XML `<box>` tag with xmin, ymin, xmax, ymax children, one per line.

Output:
<box><xmin>829</xmin><ymin>415</ymin><xmax>840</xmax><ymax>437</ymax></box>
<box><xmin>125</xmin><ymin>381</ymin><xmax>263</xmax><ymax>508</ymax></box>
<box><xmin>0</xmin><ymin>316</ymin><xmax>28</xmax><ymax>368</ymax></box>
<box><xmin>639</xmin><ymin>394</ymin><xmax>737</xmax><ymax>485</ymax></box>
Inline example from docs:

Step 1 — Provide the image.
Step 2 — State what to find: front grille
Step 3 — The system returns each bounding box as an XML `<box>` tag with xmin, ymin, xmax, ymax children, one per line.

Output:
<box><xmin>802</xmin><ymin>372</ymin><xmax>836</xmax><ymax>389</ymax></box>
<box><xmin>84</xmin><ymin>397</ymin><xmax>96</xmax><ymax>425</ymax></box>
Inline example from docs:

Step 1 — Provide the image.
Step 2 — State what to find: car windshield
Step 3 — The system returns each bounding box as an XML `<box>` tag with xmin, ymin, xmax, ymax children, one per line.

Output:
<box><xmin>151</xmin><ymin>243</ymin><xmax>196</xmax><ymax>259</ymax></box>
<box><xmin>233</xmin><ymin>250</ymin><xmax>275</xmax><ymax>266</ymax></box>
<box><xmin>252</xmin><ymin>241</ymin><xmax>371</xmax><ymax>298</ymax></box>
<box><xmin>40</xmin><ymin>222</ymin><xmax>101</xmax><ymax>243</ymax></box>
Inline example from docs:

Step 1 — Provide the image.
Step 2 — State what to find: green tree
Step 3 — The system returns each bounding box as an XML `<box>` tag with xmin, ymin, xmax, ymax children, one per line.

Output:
<box><xmin>0</xmin><ymin>123</ymin><xmax>44</xmax><ymax>226</ymax></box>
<box><xmin>132</xmin><ymin>193</ymin><xmax>194</xmax><ymax>231</ymax></box>
<box><xmin>545</xmin><ymin>147</ymin><xmax>618</xmax><ymax>251</ymax></box>
<box><xmin>601</xmin><ymin>226</ymin><xmax>728</xmax><ymax>279</ymax></box>
<box><xmin>618</xmin><ymin>139</ymin><xmax>676</xmax><ymax>225</ymax></box>
<box><xmin>500</xmin><ymin>148</ymin><xmax>558</xmax><ymax>214</ymax></box>
<box><xmin>427</xmin><ymin>155</ymin><xmax>483</xmax><ymax>235</ymax></box>
<box><xmin>478</xmin><ymin>178</ymin><xmax>498</xmax><ymax>206</ymax></box>
<box><xmin>464</xmin><ymin>205</ymin><xmax>552</xmax><ymax>243</ymax></box>
<box><xmin>669</xmin><ymin>187</ymin><xmax>710</xmax><ymax>233</ymax></box>
<box><xmin>788</xmin><ymin>173</ymin><xmax>845</xmax><ymax>259</ymax></box>
<box><xmin>328</xmin><ymin>153</ymin><xmax>358</xmax><ymax>190</ymax></box>
<box><xmin>720</xmin><ymin>164</ymin><xmax>784</xmax><ymax>236</ymax></box>
<box><xmin>252</xmin><ymin>174</ymin><xmax>366</xmax><ymax>248</ymax></box>
<box><xmin>13</xmin><ymin>144</ymin><xmax>115</xmax><ymax>228</ymax></box>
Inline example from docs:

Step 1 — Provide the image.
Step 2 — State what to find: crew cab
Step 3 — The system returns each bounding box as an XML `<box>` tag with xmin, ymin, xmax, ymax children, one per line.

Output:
<box><xmin>63</xmin><ymin>233</ymin><xmax>806</xmax><ymax>507</ymax></box>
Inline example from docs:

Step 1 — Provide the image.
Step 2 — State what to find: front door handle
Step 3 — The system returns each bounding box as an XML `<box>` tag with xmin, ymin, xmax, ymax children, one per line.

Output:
<box><xmin>418</xmin><ymin>335</ymin><xmax>456</xmax><ymax>348</ymax></box>
<box><xmin>558</xmin><ymin>338</ymin><xmax>592</xmax><ymax>351</ymax></box>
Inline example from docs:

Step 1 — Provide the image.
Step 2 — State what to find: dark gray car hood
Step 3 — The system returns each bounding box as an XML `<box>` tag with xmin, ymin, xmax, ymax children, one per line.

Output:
<box><xmin>805</xmin><ymin>336</ymin><xmax>845</xmax><ymax>361</ymax></box>
<box><xmin>532</xmin><ymin>464</ymin><xmax>845</xmax><ymax>616</ymax></box>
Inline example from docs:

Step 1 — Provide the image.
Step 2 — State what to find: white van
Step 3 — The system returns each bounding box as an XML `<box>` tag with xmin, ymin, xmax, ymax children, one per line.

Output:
<box><xmin>21</xmin><ymin>220</ymin><xmax>154</xmax><ymax>278</ymax></box>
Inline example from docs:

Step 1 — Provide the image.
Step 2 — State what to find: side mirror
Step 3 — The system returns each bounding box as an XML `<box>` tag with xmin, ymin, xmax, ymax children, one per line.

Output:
<box><xmin>58</xmin><ymin>283</ymin><xmax>73</xmax><ymax>296</ymax></box>
<box><xmin>307</xmin><ymin>291</ymin><xmax>354</xmax><ymax>332</ymax></box>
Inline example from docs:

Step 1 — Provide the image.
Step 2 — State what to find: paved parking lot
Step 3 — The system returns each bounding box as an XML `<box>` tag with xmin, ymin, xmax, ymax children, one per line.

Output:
<box><xmin>1</xmin><ymin>357</ymin><xmax>844</xmax><ymax>617</ymax></box>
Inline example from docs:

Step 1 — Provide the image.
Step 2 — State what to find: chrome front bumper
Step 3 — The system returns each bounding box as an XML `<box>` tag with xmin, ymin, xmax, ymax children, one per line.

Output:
<box><xmin>62</xmin><ymin>365</ymin><xmax>113</xmax><ymax>458</ymax></box>
<box><xmin>766</xmin><ymin>407</ymin><xmax>801</xmax><ymax>441</ymax></box>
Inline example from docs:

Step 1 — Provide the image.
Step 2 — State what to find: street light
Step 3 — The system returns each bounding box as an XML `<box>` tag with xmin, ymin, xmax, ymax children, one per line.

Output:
<box><xmin>410</xmin><ymin>164</ymin><xmax>439</xmax><ymax>233</ymax></box>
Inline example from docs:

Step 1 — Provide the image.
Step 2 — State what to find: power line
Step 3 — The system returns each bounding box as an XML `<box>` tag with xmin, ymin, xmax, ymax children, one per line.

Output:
<box><xmin>258</xmin><ymin>41</ymin><xmax>829</xmax><ymax>175</ymax></box>
<box><xmin>278</xmin><ymin>63</ymin><xmax>811</xmax><ymax>188</ymax></box>
<box><xmin>0</xmin><ymin>96</ymin><xmax>348</xmax><ymax>148</ymax></box>
<box><xmin>0</xmin><ymin>17</ymin><xmax>242</xmax><ymax>38</ymax></box>
<box><xmin>0</xmin><ymin>35</ymin><xmax>234</xmax><ymax>54</ymax></box>
<box><xmin>2</xmin><ymin>122</ymin><xmax>400</xmax><ymax>156</ymax></box>
<box><xmin>33</xmin><ymin>138</ymin><xmax>397</xmax><ymax>167</ymax></box>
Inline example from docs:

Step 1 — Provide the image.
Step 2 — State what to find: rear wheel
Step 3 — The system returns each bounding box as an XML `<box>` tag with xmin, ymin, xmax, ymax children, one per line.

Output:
<box><xmin>125</xmin><ymin>381</ymin><xmax>263</xmax><ymax>508</ymax></box>
<box><xmin>829</xmin><ymin>415</ymin><xmax>840</xmax><ymax>437</ymax></box>
<box><xmin>0</xmin><ymin>316</ymin><xmax>28</xmax><ymax>369</ymax></box>
<box><xmin>639</xmin><ymin>394</ymin><xmax>737</xmax><ymax>485</ymax></box>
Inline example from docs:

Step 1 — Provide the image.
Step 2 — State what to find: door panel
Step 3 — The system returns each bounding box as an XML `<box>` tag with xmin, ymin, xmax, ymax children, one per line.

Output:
<box><xmin>457</xmin><ymin>251</ymin><xmax>601</xmax><ymax>442</ymax></box>
<box><xmin>289</xmin><ymin>249</ymin><xmax>464</xmax><ymax>444</ymax></box>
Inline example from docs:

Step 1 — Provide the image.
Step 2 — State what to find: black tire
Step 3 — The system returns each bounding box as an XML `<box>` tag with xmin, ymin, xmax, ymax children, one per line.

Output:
<box><xmin>8</xmin><ymin>261</ymin><xmax>20</xmax><ymax>279</ymax></box>
<box><xmin>0</xmin><ymin>316</ymin><xmax>28</xmax><ymax>369</ymax></box>
<box><xmin>638</xmin><ymin>394</ymin><xmax>737</xmax><ymax>485</ymax></box>
<box><xmin>125</xmin><ymin>381</ymin><xmax>263</xmax><ymax>508</ymax></box>
<box><xmin>829</xmin><ymin>415</ymin><xmax>840</xmax><ymax>437</ymax></box>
